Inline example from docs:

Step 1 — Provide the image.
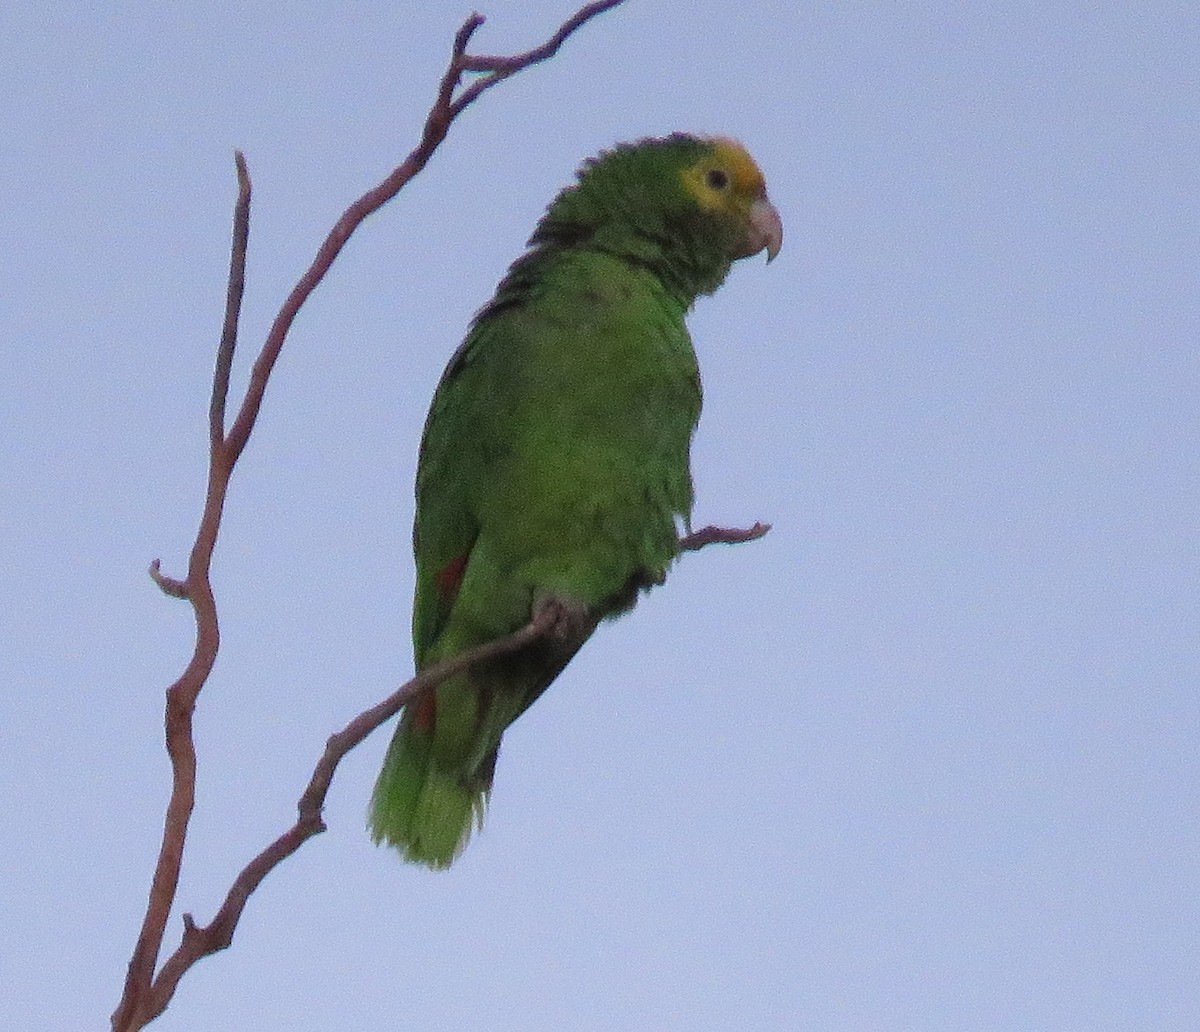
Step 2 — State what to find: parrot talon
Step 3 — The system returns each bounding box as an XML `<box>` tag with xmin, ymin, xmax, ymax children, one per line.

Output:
<box><xmin>532</xmin><ymin>593</ymin><xmax>593</xmax><ymax>642</ymax></box>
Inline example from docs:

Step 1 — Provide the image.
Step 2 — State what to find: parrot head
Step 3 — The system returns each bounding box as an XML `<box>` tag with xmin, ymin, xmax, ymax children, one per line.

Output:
<box><xmin>677</xmin><ymin>136</ymin><xmax>783</xmax><ymax>262</ymax></box>
<box><xmin>532</xmin><ymin>133</ymin><xmax>782</xmax><ymax>298</ymax></box>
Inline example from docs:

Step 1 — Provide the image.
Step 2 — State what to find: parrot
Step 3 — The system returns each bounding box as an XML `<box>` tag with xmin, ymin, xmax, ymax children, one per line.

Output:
<box><xmin>369</xmin><ymin>133</ymin><xmax>782</xmax><ymax>868</ymax></box>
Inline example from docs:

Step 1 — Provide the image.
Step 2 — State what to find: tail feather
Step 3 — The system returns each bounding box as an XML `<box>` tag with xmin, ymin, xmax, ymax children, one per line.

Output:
<box><xmin>409</xmin><ymin>764</ymin><xmax>489</xmax><ymax>868</ymax></box>
<box><xmin>369</xmin><ymin>713</ymin><xmax>492</xmax><ymax>869</ymax></box>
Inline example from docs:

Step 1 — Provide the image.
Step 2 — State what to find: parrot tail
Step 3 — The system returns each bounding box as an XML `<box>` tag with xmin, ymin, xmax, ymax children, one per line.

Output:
<box><xmin>368</xmin><ymin>706</ymin><xmax>492</xmax><ymax>870</ymax></box>
<box><xmin>369</xmin><ymin>630</ymin><xmax>583</xmax><ymax>868</ymax></box>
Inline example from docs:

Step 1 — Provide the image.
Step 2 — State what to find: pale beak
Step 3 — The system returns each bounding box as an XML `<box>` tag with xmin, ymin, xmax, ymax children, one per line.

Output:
<box><xmin>742</xmin><ymin>196</ymin><xmax>783</xmax><ymax>262</ymax></box>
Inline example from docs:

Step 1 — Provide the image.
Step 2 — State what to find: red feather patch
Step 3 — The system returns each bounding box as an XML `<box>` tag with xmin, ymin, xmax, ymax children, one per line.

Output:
<box><xmin>412</xmin><ymin>690</ymin><xmax>436</xmax><ymax>731</ymax></box>
<box><xmin>435</xmin><ymin>553</ymin><xmax>469</xmax><ymax>605</ymax></box>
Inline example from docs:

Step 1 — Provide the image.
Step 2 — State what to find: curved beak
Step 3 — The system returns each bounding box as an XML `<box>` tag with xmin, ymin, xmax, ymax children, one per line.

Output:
<box><xmin>742</xmin><ymin>196</ymin><xmax>783</xmax><ymax>262</ymax></box>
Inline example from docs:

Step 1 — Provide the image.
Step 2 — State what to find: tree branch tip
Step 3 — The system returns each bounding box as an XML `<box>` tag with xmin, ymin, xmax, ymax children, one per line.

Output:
<box><xmin>678</xmin><ymin>520</ymin><xmax>773</xmax><ymax>553</ymax></box>
<box><xmin>456</xmin><ymin>12</ymin><xmax>486</xmax><ymax>50</ymax></box>
<box><xmin>233</xmin><ymin>150</ymin><xmax>250</xmax><ymax>190</ymax></box>
<box><xmin>181</xmin><ymin>913</ymin><xmax>198</xmax><ymax>934</ymax></box>
<box><xmin>148</xmin><ymin>558</ymin><xmax>189</xmax><ymax>599</ymax></box>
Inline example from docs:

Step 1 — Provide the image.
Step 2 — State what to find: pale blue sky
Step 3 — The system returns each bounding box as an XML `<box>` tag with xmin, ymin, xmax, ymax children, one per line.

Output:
<box><xmin>2</xmin><ymin>3</ymin><xmax>1197</xmax><ymax>1030</ymax></box>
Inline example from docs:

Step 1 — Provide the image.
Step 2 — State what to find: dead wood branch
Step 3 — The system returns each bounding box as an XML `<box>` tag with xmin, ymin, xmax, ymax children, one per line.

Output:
<box><xmin>112</xmin><ymin>5</ymin><xmax>626</xmax><ymax>1029</ymax></box>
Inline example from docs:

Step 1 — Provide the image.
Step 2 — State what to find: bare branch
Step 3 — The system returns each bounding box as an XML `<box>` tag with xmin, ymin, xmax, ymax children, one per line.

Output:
<box><xmin>209</xmin><ymin>152</ymin><xmax>251</xmax><ymax>449</ymax></box>
<box><xmin>453</xmin><ymin>0</ymin><xmax>626</xmax><ymax>112</ymax></box>
<box><xmin>132</xmin><ymin>607</ymin><xmax>559</xmax><ymax>1026</ymax></box>
<box><xmin>679</xmin><ymin>521</ymin><xmax>772</xmax><ymax>553</ymax></box>
<box><xmin>221</xmin><ymin>0</ymin><xmax>626</xmax><ymax>471</ymax></box>
<box><xmin>114</xmin><ymin>6</ymin><xmax>627</xmax><ymax>1030</ymax></box>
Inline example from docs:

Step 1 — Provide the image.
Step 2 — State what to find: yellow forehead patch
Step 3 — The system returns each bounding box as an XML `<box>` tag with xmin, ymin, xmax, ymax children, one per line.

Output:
<box><xmin>681</xmin><ymin>137</ymin><xmax>767</xmax><ymax>211</ymax></box>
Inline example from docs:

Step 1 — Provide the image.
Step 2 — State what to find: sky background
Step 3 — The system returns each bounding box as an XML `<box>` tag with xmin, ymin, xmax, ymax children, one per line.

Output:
<box><xmin>2</xmin><ymin>2</ymin><xmax>1197</xmax><ymax>1030</ymax></box>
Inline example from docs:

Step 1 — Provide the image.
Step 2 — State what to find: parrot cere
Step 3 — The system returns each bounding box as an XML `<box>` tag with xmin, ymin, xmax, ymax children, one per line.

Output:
<box><xmin>369</xmin><ymin>133</ymin><xmax>782</xmax><ymax>868</ymax></box>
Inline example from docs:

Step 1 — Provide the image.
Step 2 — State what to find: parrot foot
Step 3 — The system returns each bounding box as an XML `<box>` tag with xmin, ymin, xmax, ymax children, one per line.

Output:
<box><xmin>532</xmin><ymin>592</ymin><xmax>594</xmax><ymax>643</ymax></box>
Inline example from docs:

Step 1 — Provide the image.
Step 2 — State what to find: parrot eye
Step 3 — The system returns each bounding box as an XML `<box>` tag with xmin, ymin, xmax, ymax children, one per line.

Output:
<box><xmin>706</xmin><ymin>168</ymin><xmax>730</xmax><ymax>190</ymax></box>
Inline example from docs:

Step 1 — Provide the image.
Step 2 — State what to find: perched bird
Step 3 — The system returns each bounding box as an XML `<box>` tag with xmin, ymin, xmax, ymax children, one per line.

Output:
<box><xmin>370</xmin><ymin>133</ymin><xmax>782</xmax><ymax>868</ymax></box>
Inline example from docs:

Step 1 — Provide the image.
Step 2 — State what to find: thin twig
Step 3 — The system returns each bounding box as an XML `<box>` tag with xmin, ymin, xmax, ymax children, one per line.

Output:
<box><xmin>210</xmin><ymin>152</ymin><xmax>251</xmax><ymax>450</ymax></box>
<box><xmin>453</xmin><ymin>0</ymin><xmax>625</xmax><ymax>111</ymax></box>
<box><xmin>679</xmin><ymin>521</ymin><xmax>772</xmax><ymax>552</ymax></box>
<box><xmin>147</xmin><ymin>559</ymin><xmax>188</xmax><ymax>600</ymax></box>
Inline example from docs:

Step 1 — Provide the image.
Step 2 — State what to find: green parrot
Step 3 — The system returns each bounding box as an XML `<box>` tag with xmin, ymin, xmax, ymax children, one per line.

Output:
<box><xmin>369</xmin><ymin>133</ymin><xmax>782</xmax><ymax>868</ymax></box>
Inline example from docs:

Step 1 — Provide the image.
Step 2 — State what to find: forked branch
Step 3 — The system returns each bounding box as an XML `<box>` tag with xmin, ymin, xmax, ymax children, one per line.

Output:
<box><xmin>112</xmin><ymin>5</ymin><xmax>626</xmax><ymax>1030</ymax></box>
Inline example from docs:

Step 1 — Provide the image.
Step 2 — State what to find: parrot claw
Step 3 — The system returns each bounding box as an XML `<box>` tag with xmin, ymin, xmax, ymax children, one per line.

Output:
<box><xmin>532</xmin><ymin>592</ymin><xmax>594</xmax><ymax>642</ymax></box>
